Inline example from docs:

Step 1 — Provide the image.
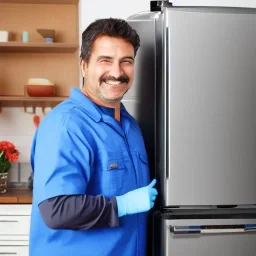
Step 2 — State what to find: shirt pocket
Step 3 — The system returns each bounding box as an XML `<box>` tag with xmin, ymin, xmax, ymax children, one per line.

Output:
<box><xmin>102</xmin><ymin>152</ymin><xmax>128</xmax><ymax>196</ymax></box>
<box><xmin>137</xmin><ymin>153</ymin><xmax>150</xmax><ymax>187</ymax></box>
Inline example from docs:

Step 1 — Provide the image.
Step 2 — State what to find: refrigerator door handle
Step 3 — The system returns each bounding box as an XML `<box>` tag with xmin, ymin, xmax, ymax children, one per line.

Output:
<box><xmin>170</xmin><ymin>225</ymin><xmax>201</xmax><ymax>234</ymax></box>
<box><xmin>164</xmin><ymin>25</ymin><xmax>170</xmax><ymax>179</ymax></box>
<box><xmin>170</xmin><ymin>224</ymin><xmax>256</xmax><ymax>235</ymax></box>
<box><xmin>244</xmin><ymin>224</ymin><xmax>256</xmax><ymax>231</ymax></box>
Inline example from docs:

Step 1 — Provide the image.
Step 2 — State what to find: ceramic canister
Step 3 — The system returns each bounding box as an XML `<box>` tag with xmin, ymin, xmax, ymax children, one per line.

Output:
<box><xmin>0</xmin><ymin>31</ymin><xmax>9</xmax><ymax>42</ymax></box>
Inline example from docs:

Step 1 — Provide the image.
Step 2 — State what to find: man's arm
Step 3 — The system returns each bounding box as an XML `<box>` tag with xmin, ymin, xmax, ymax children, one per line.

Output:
<box><xmin>39</xmin><ymin>194</ymin><xmax>119</xmax><ymax>230</ymax></box>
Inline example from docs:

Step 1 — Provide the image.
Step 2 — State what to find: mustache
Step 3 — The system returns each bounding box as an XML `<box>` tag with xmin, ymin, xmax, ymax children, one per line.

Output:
<box><xmin>100</xmin><ymin>75</ymin><xmax>129</xmax><ymax>84</ymax></box>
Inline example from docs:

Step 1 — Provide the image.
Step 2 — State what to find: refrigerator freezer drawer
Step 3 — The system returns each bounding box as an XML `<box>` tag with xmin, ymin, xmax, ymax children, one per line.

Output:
<box><xmin>154</xmin><ymin>218</ymin><xmax>256</xmax><ymax>256</ymax></box>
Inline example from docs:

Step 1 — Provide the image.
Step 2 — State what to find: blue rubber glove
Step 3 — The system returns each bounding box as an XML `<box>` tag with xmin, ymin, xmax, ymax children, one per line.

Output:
<box><xmin>116</xmin><ymin>179</ymin><xmax>158</xmax><ymax>217</ymax></box>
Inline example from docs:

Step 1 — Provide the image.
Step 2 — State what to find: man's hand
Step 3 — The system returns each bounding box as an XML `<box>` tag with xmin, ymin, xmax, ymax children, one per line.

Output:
<box><xmin>116</xmin><ymin>179</ymin><xmax>158</xmax><ymax>217</ymax></box>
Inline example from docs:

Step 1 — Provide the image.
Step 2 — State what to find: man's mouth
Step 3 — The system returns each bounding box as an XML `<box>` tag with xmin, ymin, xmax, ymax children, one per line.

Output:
<box><xmin>100</xmin><ymin>75</ymin><xmax>129</xmax><ymax>85</ymax></box>
<box><xmin>104</xmin><ymin>80</ymin><xmax>123</xmax><ymax>86</ymax></box>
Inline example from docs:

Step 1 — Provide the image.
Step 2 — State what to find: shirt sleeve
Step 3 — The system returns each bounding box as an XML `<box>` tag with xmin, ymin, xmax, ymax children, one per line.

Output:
<box><xmin>39</xmin><ymin>194</ymin><xmax>119</xmax><ymax>230</ymax></box>
<box><xmin>32</xmin><ymin>116</ymin><xmax>95</xmax><ymax>203</ymax></box>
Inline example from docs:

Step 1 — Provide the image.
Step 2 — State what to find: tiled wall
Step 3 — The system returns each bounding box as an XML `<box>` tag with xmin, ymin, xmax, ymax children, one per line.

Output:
<box><xmin>8</xmin><ymin>163</ymin><xmax>32</xmax><ymax>188</ymax></box>
<box><xmin>0</xmin><ymin>106</ymin><xmax>49</xmax><ymax>187</ymax></box>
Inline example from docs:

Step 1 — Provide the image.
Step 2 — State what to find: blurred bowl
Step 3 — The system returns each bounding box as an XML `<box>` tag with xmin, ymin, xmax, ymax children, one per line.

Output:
<box><xmin>26</xmin><ymin>85</ymin><xmax>55</xmax><ymax>97</ymax></box>
<box><xmin>36</xmin><ymin>29</ymin><xmax>55</xmax><ymax>42</ymax></box>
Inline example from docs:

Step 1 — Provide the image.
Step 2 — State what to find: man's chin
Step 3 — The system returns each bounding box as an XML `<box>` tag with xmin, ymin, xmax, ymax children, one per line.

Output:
<box><xmin>99</xmin><ymin>94</ymin><xmax>124</xmax><ymax>104</ymax></box>
<box><xmin>102</xmin><ymin>97</ymin><xmax>123</xmax><ymax>104</ymax></box>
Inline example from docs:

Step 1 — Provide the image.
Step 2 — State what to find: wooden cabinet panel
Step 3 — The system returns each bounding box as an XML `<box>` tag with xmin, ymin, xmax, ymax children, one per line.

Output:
<box><xmin>0</xmin><ymin>189</ymin><xmax>32</xmax><ymax>204</ymax></box>
<box><xmin>0</xmin><ymin>1</ymin><xmax>79</xmax><ymax>101</ymax></box>
<box><xmin>0</xmin><ymin>0</ymin><xmax>78</xmax><ymax>4</ymax></box>
<box><xmin>0</xmin><ymin>3</ymin><xmax>78</xmax><ymax>43</ymax></box>
<box><xmin>0</xmin><ymin>42</ymin><xmax>78</xmax><ymax>53</ymax></box>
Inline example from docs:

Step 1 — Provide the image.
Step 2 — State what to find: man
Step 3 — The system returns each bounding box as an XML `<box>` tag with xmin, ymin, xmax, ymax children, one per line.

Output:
<box><xmin>29</xmin><ymin>18</ymin><xmax>158</xmax><ymax>256</ymax></box>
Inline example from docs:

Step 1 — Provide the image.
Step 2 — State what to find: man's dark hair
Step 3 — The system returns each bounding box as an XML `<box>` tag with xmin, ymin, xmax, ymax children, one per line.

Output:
<box><xmin>80</xmin><ymin>18</ymin><xmax>140</xmax><ymax>62</ymax></box>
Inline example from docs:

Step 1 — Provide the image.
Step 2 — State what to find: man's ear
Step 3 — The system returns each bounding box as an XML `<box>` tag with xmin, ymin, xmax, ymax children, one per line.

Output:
<box><xmin>80</xmin><ymin>59</ymin><xmax>88</xmax><ymax>78</ymax></box>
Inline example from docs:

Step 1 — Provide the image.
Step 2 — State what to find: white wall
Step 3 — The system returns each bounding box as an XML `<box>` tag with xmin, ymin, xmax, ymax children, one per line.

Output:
<box><xmin>79</xmin><ymin>0</ymin><xmax>150</xmax><ymax>37</ymax></box>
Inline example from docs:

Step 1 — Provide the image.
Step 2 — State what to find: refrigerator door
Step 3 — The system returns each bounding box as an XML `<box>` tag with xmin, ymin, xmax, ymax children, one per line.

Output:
<box><xmin>160</xmin><ymin>7</ymin><xmax>256</xmax><ymax>206</ymax></box>
<box><xmin>153</xmin><ymin>213</ymin><xmax>256</xmax><ymax>256</ymax></box>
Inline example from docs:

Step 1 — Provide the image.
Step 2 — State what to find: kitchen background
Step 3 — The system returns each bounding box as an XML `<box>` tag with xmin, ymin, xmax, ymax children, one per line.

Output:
<box><xmin>1</xmin><ymin>0</ymin><xmax>255</xmax><ymax>187</ymax></box>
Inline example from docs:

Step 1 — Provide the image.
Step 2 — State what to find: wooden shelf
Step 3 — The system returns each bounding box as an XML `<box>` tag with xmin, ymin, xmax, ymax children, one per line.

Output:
<box><xmin>0</xmin><ymin>0</ymin><xmax>79</xmax><ymax>105</ymax></box>
<box><xmin>0</xmin><ymin>0</ymin><xmax>78</xmax><ymax>4</ymax></box>
<box><xmin>0</xmin><ymin>96</ymin><xmax>67</xmax><ymax>109</ymax></box>
<box><xmin>0</xmin><ymin>188</ymin><xmax>32</xmax><ymax>204</ymax></box>
<box><xmin>0</xmin><ymin>42</ymin><xmax>79</xmax><ymax>53</ymax></box>
<box><xmin>0</xmin><ymin>96</ymin><xmax>67</xmax><ymax>102</ymax></box>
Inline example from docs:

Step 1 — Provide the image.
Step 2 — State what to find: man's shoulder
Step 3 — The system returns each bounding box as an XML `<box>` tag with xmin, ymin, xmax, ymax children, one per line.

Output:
<box><xmin>40</xmin><ymin>99</ymin><xmax>92</xmax><ymax>131</ymax></box>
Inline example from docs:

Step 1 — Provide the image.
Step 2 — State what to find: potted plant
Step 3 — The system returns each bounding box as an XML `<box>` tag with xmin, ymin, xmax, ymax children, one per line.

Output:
<box><xmin>0</xmin><ymin>141</ymin><xmax>19</xmax><ymax>194</ymax></box>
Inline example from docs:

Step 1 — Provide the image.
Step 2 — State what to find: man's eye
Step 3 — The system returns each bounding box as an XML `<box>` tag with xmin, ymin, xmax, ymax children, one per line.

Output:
<box><xmin>122</xmin><ymin>60</ymin><xmax>132</xmax><ymax>64</ymax></box>
<box><xmin>100</xmin><ymin>59</ymin><xmax>110</xmax><ymax>63</ymax></box>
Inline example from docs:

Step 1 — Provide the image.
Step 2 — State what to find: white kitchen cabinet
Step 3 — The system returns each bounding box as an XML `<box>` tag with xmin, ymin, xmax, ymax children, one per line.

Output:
<box><xmin>0</xmin><ymin>216</ymin><xmax>30</xmax><ymax>236</ymax></box>
<box><xmin>0</xmin><ymin>246</ymin><xmax>29</xmax><ymax>256</ymax></box>
<box><xmin>0</xmin><ymin>204</ymin><xmax>31</xmax><ymax>256</ymax></box>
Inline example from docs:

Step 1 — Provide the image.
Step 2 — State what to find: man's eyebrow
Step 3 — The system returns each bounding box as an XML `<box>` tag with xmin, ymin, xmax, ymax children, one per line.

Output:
<box><xmin>97</xmin><ymin>56</ymin><xmax>134</xmax><ymax>61</ymax></box>
<box><xmin>97</xmin><ymin>56</ymin><xmax>113</xmax><ymax>61</ymax></box>
<box><xmin>122</xmin><ymin>56</ymin><xmax>134</xmax><ymax>61</ymax></box>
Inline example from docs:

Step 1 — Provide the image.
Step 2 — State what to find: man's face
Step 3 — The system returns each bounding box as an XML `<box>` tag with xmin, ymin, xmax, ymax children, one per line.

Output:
<box><xmin>81</xmin><ymin>36</ymin><xmax>135</xmax><ymax>107</ymax></box>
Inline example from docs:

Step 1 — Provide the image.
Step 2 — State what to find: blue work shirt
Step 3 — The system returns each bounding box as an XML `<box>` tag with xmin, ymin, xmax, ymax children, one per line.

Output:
<box><xmin>29</xmin><ymin>88</ymin><xmax>150</xmax><ymax>256</ymax></box>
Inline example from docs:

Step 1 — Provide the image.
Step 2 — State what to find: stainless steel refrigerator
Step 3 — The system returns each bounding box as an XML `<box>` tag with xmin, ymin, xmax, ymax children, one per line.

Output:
<box><xmin>125</xmin><ymin>1</ymin><xmax>256</xmax><ymax>255</ymax></box>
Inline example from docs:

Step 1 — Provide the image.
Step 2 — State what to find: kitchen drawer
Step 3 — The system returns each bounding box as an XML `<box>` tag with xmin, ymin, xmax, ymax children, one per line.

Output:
<box><xmin>154</xmin><ymin>217</ymin><xmax>256</xmax><ymax>256</ymax></box>
<box><xmin>0</xmin><ymin>246</ymin><xmax>28</xmax><ymax>256</ymax></box>
<box><xmin>0</xmin><ymin>216</ymin><xmax>30</xmax><ymax>235</ymax></box>
<box><xmin>0</xmin><ymin>205</ymin><xmax>31</xmax><ymax>216</ymax></box>
<box><xmin>0</xmin><ymin>239</ymin><xmax>29</xmax><ymax>246</ymax></box>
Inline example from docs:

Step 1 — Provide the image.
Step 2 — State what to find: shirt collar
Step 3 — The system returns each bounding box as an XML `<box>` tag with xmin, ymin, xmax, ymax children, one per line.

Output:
<box><xmin>69</xmin><ymin>88</ymin><xmax>130</xmax><ymax>122</ymax></box>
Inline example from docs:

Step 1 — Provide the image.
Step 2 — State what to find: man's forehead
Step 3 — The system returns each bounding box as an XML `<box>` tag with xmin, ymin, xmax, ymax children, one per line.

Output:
<box><xmin>92</xmin><ymin>36</ymin><xmax>134</xmax><ymax>52</ymax></box>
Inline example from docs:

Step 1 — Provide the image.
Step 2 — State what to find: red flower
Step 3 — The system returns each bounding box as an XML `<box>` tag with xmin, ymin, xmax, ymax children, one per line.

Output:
<box><xmin>5</xmin><ymin>149</ymin><xmax>19</xmax><ymax>162</ymax></box>
<box><xmin>0</xmin><ymin>141</ymin><xmax>19</xmax><ymax>163</ymax></box>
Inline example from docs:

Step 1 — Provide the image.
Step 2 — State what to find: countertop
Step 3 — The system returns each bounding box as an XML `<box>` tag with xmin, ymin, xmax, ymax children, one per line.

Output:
<box><xmin>0</xmin><ymin>188</ymin><xmax>32</xmax><ymax>204</ymax></box>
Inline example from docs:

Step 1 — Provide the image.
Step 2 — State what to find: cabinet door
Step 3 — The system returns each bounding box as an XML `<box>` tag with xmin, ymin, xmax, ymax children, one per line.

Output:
<box><xmin>0</xmin><ymin>205</ymin><xmax>31</xmax><ymax>215</ymax></box>
<box><xmin>0</xmin><ymin>216</ymin><xmax>30</xmax><ymax>235</ymax></box>
<box><xmin>0</xmin><ymin>240</ymin><xmax>29</xmax><ymax>246</ymax></box>
<box><xmin>0</xmin><ymin>246</ymin><xmax>28</xmax><ymax>256</ymax></box>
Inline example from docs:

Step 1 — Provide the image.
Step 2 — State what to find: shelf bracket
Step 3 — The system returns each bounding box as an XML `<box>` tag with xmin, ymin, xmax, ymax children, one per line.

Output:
<box><xmin>23</xmin><ymin>102</ymin><xmax>36</xmax><ymax>114</ymax></box>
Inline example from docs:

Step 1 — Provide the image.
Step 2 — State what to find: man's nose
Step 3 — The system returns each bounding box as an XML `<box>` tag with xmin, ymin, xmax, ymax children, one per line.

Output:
<box><xmin>110</xmin><ymin>62</ymin><xmax>124</xmax><ymax>78</ymax></box>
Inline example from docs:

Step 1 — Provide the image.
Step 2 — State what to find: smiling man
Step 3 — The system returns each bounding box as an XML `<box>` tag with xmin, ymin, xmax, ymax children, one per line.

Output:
<box><xmin>80</xmin><ymin>35</ymin><xmax>134</xmax><ymax>121</ymax></box>
<box><xmin>29</xmin><ymin>18</ymin><xmax>158</xmax><ymax>256</ymax></box>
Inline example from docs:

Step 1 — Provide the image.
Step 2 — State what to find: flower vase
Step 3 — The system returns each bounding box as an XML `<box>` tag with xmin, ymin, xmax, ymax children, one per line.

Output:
<box><xmin>0</xmin><ymin>172</ymin><xmax>8</xmax><ymax>194</ymax></box>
